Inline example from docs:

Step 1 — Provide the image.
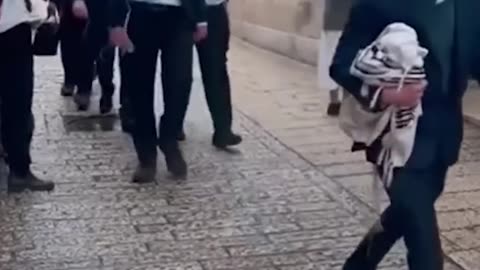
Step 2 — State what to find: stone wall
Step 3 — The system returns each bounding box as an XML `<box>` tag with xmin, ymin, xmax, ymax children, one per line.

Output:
<box><xmin>228</xmin><ymin>0</ymin><xmax>323</xmax><ymax>66</ymax></box>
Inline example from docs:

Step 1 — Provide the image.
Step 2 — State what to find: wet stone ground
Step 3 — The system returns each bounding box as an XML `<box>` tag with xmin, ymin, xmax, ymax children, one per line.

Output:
<box><xmin>0</xmin><ymin>42</ymin><xmax>469</xmax><ymax>270</ymax></box>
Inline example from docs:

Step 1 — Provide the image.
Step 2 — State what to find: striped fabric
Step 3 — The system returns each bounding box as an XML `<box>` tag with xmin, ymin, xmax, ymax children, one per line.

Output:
<box><xmin>345</xmin><ymin>23</ymin><xmax>428</xmax><ymax>189</ymax></box>
<box><xmin>24</xmin><ymin>0</ymin><xmax>32</xmax><ymax>11</ymax></box>
<box><xmin>129</xmin><ymin>0</ymin><xmax>181</xmax><ymax>6</ymax></box>
<box><xmin>350</xmin><ymin>23</ymin><xmax>428</xmax><ymax>88</ymax></box>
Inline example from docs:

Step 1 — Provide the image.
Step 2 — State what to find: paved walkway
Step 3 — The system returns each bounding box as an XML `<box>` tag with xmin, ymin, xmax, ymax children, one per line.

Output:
<box><xmin>0</xmin><ymin>39</ymin><xmax>475</xmax><ymax>270</ymax></box>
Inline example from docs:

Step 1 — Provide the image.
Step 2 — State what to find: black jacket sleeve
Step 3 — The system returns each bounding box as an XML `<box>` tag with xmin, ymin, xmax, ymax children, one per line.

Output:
<box><xmin>107</xmin><ymin>0</ymin><xmax>130</xmax><ymax>27</ymax></box>
<box><xmin>329</xmin><ymin>0</ymin><xmax>387</xmax><ymax>106</ymax></box>
<box><xmin>181</xmin><ymin>0</ymin><xmax>207</xmax><ymax>28</ymax></box>
<box><xmin>192</xmin><ymin>0</ymin><xmax>207</xmax><ymax>24</ymax></box>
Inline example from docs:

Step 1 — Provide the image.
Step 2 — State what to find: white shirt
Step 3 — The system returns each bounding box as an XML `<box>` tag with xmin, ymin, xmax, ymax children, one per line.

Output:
<box><xmin>129</xmin><ymin>0</ymin><xmax>181</xmax><ymax>6</ymax></box>
<box><xmin>206</xmin><ymin>0</ymin><xmax>225</xmax><ymax>5</ymax></box>
<box><xmin>130</xmin><ymin>0</ymin><xmax>225</xmax><ymax>6</ymax></box>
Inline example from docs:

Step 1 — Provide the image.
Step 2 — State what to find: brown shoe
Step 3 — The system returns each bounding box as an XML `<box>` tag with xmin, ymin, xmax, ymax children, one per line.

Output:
<box><xmin>327</xmin><ymin>102</ymin><xmax>341</xmax><ymax>116</ymax></box>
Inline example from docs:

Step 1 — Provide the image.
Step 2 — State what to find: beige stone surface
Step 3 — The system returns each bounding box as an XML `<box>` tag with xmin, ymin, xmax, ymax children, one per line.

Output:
<box><xmin>229</xmin><ymin>0</ymin><xmax>322</xmax><ymax>38</ymax></box>
<box><xmin>228</xmin><ymin>0</ymin><xmax>322</xmax><ymax>65</ymax></box>
<box><xmin>229</xmin><ymin>38</ymin><xmax>480</xmax><ymax>269</ymax></box>
<box><xmin>464</xmin><ymin>81</ymin><xmax>480</xmax><ymax>127</ymax></box>
<box><xmin>450</xmin><ymin>250</ymin><xmax>480</xmax><ymax>270</ymax></box>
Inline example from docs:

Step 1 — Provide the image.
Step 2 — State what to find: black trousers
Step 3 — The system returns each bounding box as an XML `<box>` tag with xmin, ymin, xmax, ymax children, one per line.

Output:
<box><xmin>348</xmin><ymin>161</ymin><xmax>448</xmax><ymax>270</ymax></box>
<box><xmin>76</xmin><ymin>28</ymin><xmax>115</xmax><ymax>97</ymax></box>
<box><xmin>58</xmin><ymin>2</ymin><xmax>114</xmax><ymax>96</ymax></box>
<box><xmin>97</xmin><ymin>45</ymin><xmax>115</xmax><ymax>97</ymax></box>
<box><xmin>59</xmin><ymin>6</ymin><xmax>87</xmax><ymax>87</ymax></box>
<box><xmin>118</xmin><ymin>50</ymin><xmax>130</xmax><ymax>109</ymax></box>
<box><xmin>194</xmin><ymin>3</ymin><xmax>233</xmax><ymax>134</ymax></box>
<box><xmin>0</xmin><ymin>24</ymin><xmax>35</xmax><ymax>176</ymax></box>
<box><xmin>122</xmin><ymin>3</ymin><xmax>193</xmax><ymax>165</ymax></box>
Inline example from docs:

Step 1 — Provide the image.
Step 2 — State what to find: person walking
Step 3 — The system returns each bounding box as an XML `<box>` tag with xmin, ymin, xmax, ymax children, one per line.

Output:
<box><xmin>110</xmin><ymin>0</ymin><xmax>207</xmax><ymax>182</ymax></box>
<box><xmin>180</xmin><ymin>0</ymin><xmax>241</xmax><ymax>148</ymax></box>
<box><xmin>330</xmin><ymin>0</ymin><xmax>480</xmax><ymax>269</ymax></box>
<box><xmin>56</xmin><ymin>0</ymin><xmax>87</xmax><ymax>97</ymax></box>
<box><xmin>69</xmin><ymin>0</ymin><xmax>118</xmax><ymax>113</ymax></box>
<box><xmin>0</xmin><ymin>0</ymin><xmax>55</xmax><ymax>192</ymax></box>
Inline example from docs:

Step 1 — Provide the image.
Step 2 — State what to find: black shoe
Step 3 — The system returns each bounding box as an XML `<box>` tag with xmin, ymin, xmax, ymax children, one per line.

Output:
<box><xmin>74</xmin><ymin>92</ymin><xmax>91</xmax><ymax>111</ymax></box>
<box><xmin>177</xmin><ymin>130</ymin><xmax>186</xmax><ymax>141</ymax></box>
<box><xmin>327</xmin><ymin>102</ymin><xmax>341</xmax><ymax>116</ymax></box>
<box><xmin>8</xmin><ymin>171</ymin><xmax>55</xmax><ymax>193</ymax></box>
<box><xmin>158</xmin><ymin>142</ymin><xmax>187</xmax><ymax>177</ymax></box>
<box><xmin>343</xmin><ymin>220</ymin><xmax>398</xmax><ymax>270</ymax></box>
<box><xmin>61</xmin><ymin>84</ymin><xmax>75</xmax><ymax>97</ymax></box>
<box><xmin>132</xmin><ymin>163</ymin><xmax>157</xmax><ymax>183</ymax></box>
<box><xmin>99</xmin><ymin>95</ymin><xmax>113</xmax><ymax>114</ymax></box>
<box><xmin>212</xmin><ymin>132</ymin><xmax>242</xmax><ymax>149</ymax></box>
<box><xmin>120</xmin><ymin>107</ymin><xmax>134</xmax><ymax>133</ymax></box>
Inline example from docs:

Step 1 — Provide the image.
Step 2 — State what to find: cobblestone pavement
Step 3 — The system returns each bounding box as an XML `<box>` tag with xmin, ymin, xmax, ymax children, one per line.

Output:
<box><xmin>0</xmin><ymin>40</ymin><xmax>471</xmax><ymax>270</ymax></box>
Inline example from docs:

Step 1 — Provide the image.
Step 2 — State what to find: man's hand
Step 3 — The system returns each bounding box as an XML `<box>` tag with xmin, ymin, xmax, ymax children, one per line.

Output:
<box><xmin>193</xmin><ymin>24</ymin><xmax>208</xmax><ymax>43</ymax></box>
<box><xmin>380</xmin><ymin>80</ymin><xmax>427</xmax><ymax>107</ymax></box>
<box><xmin>72</xmin><ymin>0</ymin><xmax>88</xmax><ymax>19</ymax></box>
<box><xmin>109</xmin><ymin>26</ymin><xmax>134</xmax><ymax>54</ymax></box>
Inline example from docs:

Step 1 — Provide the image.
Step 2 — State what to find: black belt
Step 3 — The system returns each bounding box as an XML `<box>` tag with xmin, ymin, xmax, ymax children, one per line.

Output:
<box><xmin>130</xmin><ymin>2</ymin><xmax>178</xmax><ymax>12</ymax></box>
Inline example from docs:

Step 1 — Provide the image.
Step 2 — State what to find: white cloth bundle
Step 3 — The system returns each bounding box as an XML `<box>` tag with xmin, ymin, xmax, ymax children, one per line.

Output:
<box><xmin>339</xmin><ymin>22</ymin><xmax>428</xmax><ymax>188</ymax></box>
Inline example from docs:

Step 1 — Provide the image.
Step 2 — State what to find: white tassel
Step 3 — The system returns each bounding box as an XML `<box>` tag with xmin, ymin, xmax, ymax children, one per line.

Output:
<box><xmin>372</xmin><ymin>164</ymin><xmax>382</xmax><ymax>214</ymax></box>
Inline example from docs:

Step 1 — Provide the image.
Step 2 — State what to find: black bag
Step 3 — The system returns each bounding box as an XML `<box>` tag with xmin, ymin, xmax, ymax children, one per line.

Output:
<box><xmin>33</xmin><ymin>23</ymin><xmax>59</xmax><ymax>56</ymax></box>
<box><xmin>32</xmin><ymin>3</ymin><xmax>60</xmax><ymax>56</ymax></box>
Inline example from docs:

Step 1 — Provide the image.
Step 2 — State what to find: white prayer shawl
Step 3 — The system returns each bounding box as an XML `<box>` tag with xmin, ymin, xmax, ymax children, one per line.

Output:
<box><xmin>339</xmin><ymin>23</ymin><xmax>427</xmax><ymax>190</ymax></box>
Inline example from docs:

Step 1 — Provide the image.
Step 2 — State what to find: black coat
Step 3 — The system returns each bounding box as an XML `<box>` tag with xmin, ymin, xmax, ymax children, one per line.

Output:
<box><xmin>88</xmin><ymin>0</ymin><xmax>129</xmax><ymax>28</ymax></box>
<box><xmin>330</xmin><ymin>0</ymin><xmax>480</xmax><ymax>168</ymax></box>
<box><xmin>105</xmin><ymin>0</ymin><xmax>207</xmax><ymax>30</ymax></box>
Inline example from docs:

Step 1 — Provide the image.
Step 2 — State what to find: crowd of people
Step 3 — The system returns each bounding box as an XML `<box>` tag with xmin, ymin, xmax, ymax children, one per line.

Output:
<box><xmin>0</xmin><ymin>0</ymin><xmax>241</xmax><ymax>192</ymax></box>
